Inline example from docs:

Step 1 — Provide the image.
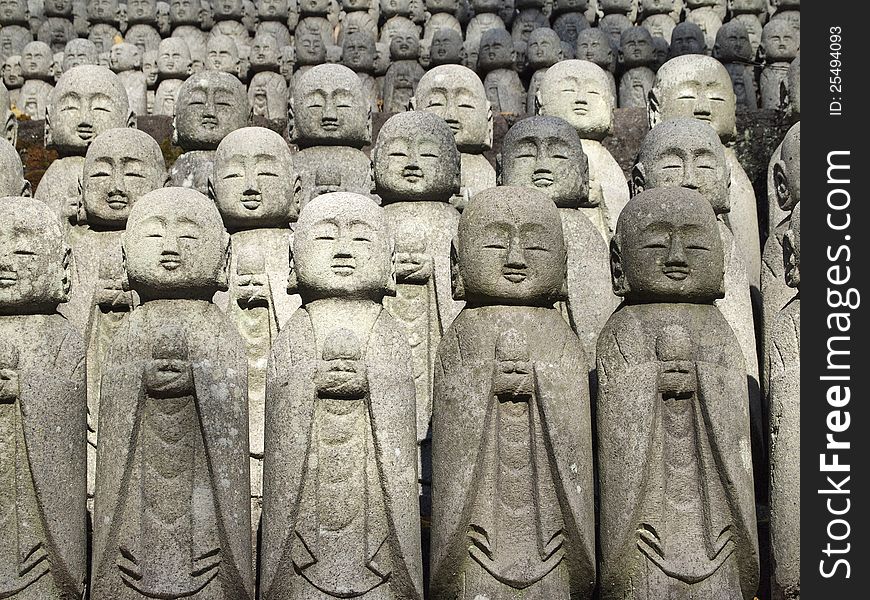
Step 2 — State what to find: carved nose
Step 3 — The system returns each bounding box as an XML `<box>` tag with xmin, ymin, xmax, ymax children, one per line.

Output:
<box><xmin>665</xmin><ymin>233</ymin><xmax>688</xmax><ymax>266</ymax></box>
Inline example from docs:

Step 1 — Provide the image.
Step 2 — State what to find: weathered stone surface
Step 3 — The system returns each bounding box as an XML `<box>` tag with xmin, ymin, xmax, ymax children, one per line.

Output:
<box><xmin>431</xmin><ymin>186</ymin><xmax>596</xmax><ymax>600</ymax></box>
<box><xmin>597</xmin><ymin>187</ymin><xmax>759</xmax><ymax>600</ymax></box>
<box><xmin>91</xmin><ymin>187</ymin><xmax>254</xmax><ymax>600</ymax></box>
<box><xmin>260</xmin><ymin>192</ymin><xmax>423</xmax><ymax>600</ymax></box>
<box><xmin>0</xmin><ymin>196</ymin><xmax>87</xmax><ymax>600</ymax></box>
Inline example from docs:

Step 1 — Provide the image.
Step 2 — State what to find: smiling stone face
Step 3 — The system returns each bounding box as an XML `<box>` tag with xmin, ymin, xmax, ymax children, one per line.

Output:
<box><xmin>620</xmin><ymin>26</ymin><xmax>655</xmax><ymax>68</ymax></box>
<box><xmin>63</xmin><ymin>38</ymin><xmax>97</xmax><ymax>71</ymax></box>
<box><xmin>669</xmin><ymin>22</ymin><xmax>707</xmax><ymax>57</ymax></box>
<box><xmin>429</xmin><ymin>28</ymin><xmax>463</xmax><ymax>66</ymax></box>
<box><xmin>501</xmin><ymin>116</ymin><xmax>589</xmax><ymax>208</ymax></box>
<box><xmin>212</xmin><ymin>126</ymin><xmax>299</xmax><ymax>229</ymax></box>
<box><xmin>0</xmin><ymin>197</ymin><xmax>69</xmax><ymax>313</ymax></box>
<box><xmin>291</xmin><ymin>64</ymin><xmax>370</xmax><ymax>146</ymax></box>
<box><xmin>82</xmin><ymin>128</ymin><xmax>167</xmax><ymax>227</ymax></box>
<box><xmin>21</xmin><ymin>41</ymin><xmax>53</xmax><ymax>78</ymax></box>
<box><xmin>173</xmin><ymin>70</ymin><xmax>249</xmax><ymax>150</ymax></box>
<box><xmin>526</xmin><ymin>28</ymin><xmax>562</xmax><ymax>69</ymax></box>
<box><xmin>457</xmin><ymin>186</ymin><xmax>566</xmax><ymax>306</ymax></box>
<box><xmin>123</xmin><ymin>187</ymin><xmax>229</xmax><ymax>300</ymax></box>
<box><xmin>157</xmin><ymin>36</ymin><xmax>191</xmax><ymax>77</ymax></box>
<box><xmin>761</xmin><ymin>18</ymin><xmax>799</xmax><ymax>62</ymax></box>
<box><xmin>373</xmin><ymin>111</ymin><xmax>459</xmax><ymax>202</ymax></box>
<box><xmin>48</xmin><ymin>65</ymin><xmax>131</xmax><ymax>153</ymax></box>
<box><xmin>537</xmin><ymin>59</ymin><xmax>615</xmax><ymax>140</ymax></box>
<box><xmin>293</xmin><ymin>192</ymin><xmax>393</xmax><ymax>302</ymax></box>
<box><xmin>205</xmin><ymin>34</ymin><xmax>240</xmax><ymax>74</ymax></box>
<box><xmin>414</xmin><ymin>65</ymin><xmax>490</xmax><ymax>151</ymax></box>
<box><xmin>613</xmin><ymin>187</ymin><xmax>724</xmax><ymax>303</ymax></box>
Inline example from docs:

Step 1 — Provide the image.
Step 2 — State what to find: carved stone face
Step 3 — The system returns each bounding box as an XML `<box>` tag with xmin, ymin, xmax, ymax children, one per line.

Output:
<box><xmin>653</xmin><ymin>37</ymin><xmax>669</xmax><ymax>69</ymax></box>
<box><xmin>0</xmin><ymin>27</ymin><xmax>31</xmax><ymax>59</ymax></box>
<box><xmin>157</xmin><ymin>37</ymin><xmax>191</xmax><ymax>77</ymax></box>
<box><xmin>174</xmin><ymin>71</ymin><xmax>248</xmax><ymax>150</ymax></box>
<box><xmin>0</xmin><ymin>0</ymin><xmax>27</xmax><ymax>23</ymax></box>
<box><xmin>537</xmin><ymin>60</ymin><xmax>615</xmax><ymax>140</ymax></box>
<box><xmin>728</xmin><ymin>0</ymin><xmax>765</xmax><ymax>12</ymax></box>
<box><xmin>620</xmin><ymin>26</ymin><xmax>654</xmax><ymax>68</ymax></box>
<box><xmin>293</xmin><ymin>192</ymin><xmax>393</xmax><ymax>301</ymax></box>
<box><xmin>213</xmin><ymin>127</ymin><xmax>298</xmax><ymax>228</ymax></box>
<box><xmin>206</xmin><ymin>35</ymin><xmax>240</xmax><ymax>74</ymax></box>
<box><xmin>389</xmin><ymin>31</ymin><xmax>420</xmax><ymax>60</ymax></box>
<box><xmin>258</xmin><ymin>0</ymin><xmax>289</xmax><ymax>18</ymax></box>
<box><xmin>49</xmin><ymin>66</ymin><xmax>131</xmax><ymax>153</ymax></box>
<box><xmin>21</xmin><ymin>41</ymin><xmax>53</xmax><ymax>78</ymax></box>
<box><xmin>553</xmin><ymin>0</ymin><xmax>589</xmax><ymax>10</ymax></box>
<box><xmin>614</xmin><ymin>187</ymin><xmax>723</xmax><ymax>302</ymax></box>
<box><xmin>156</xmin><ymin>1</ymin><xmax>171</xmax><ymax>30</ymax></box>
<box><xmin>88</xmin><ymin>0</ymin><xmax>120</xmax><ymax>22</ymax></box>
<box><xmin>2</xmin><ymin>56</ymin><xmax>22</xmax><ymax>87</ymax></box>
<box><xmin>713</xmin><ymin>20</ymin><xmax>752</xmax><ymax>62</ymax></box>
<box><xmin>415</xmin><ymin>65</ymin><xmax>490</xmax><ymax>151</ymax></box>
<box><xmin>0</xmin><ymin>198</ymin><xmax>69</xmax><ymax>312</ymax></box>
<box><xmin>512</xmin><ymin>9</ymin><xmax>547</xmax><ymax>46</ymax></box>
<box><xmin>214</xmin><ymin>0</ymin><xmax>244</xmax><ymax>18</ymax></box>
<box><xmin>154</xmin><ymin>78</ymin><xmax>183</xmax><ymax>114</ymax></box>
<box><xmin>651</xmin><ymin>55</ymin><xmax>737</xmax><ymax>142</ymax></box>
<box><xmin>45</xmin><ymin>0</ymin><xmax>74</xmax><ymax>16</ymax></box>
<box><xmin>128</xmin><ymin>0</ymin><xmax>158</xmax><ymax>22</ymax></box>
<box><xmin>295</xmin><ymin>23</ymin><xmax>326</xmax><ymax>65</ymax></box>
<box><xmin>109</xmin><ymin>43</ymin><xmax>141</xmax><ymax>72</ymax></box>
<box><xmin>250</xmin><ymin>32</ymin><xmax>279</xmax><ymax>69</ymax></box>
<box><xmin>169</xmin><ymin>0</ymin><xmax>202</xmax><ymax>24</ymax></box>
<box><xmin>457</xmin><ymin>187</ymin><xmax>566</xmax><ymax>305</ymax></box>
<box><xmin>381</xmin><ymin>0</ymin><xmax>411</xmax><ymax>17</ymax></box>
<box><xmin>425</xmin><ymin>0</ymin><xmax>456</xmax><ymax>11</ymax></box>
<box><xmin>600</xmin><ymin>14</ymin><xmax>632</xmax><ymax>50</ymax></box>
<box><xmin>82</xmin><ymin>128</ymin><xmax>167</xmax><ymax>226</ymax></box>
<box><xmin>477</xmin><ymin>28</ymin><xmax>515</xmax><ymax>72</ymax></box>
<box><xmin>761</xmin><ymin>18</ymin><xmax>799</xmax><ymax>62</ymax></box>
<box><xmin>501</xmin><ymin>116</ymin><xmax>588</xmax><ymax>209</ymax></box>
<box><xmin>527</xmin><ymin>28</ymin><xmax>562</xmax><ymax>69</ymax></box>
<box><xmin>292</xmin><ymin>64</ymin><xmax>369</xmax><ymax>146</ymax></box>
<box><xmin>669</xmin><ymin>22</ymin><xmax>707</xmax><ymax>57</ymax></box>
<box><xmin>636</xmin><ymin>117</ymin><xmax>730</xmax><ymax>215</ymax></box>
<box><xmin>429</xmin><ymin>28</ymin><xmax>463</xmax><ymax>66</ymax></box>
<box><xmin>63</xmin><ymin>38</ymin><xmax>97</xmax><ymax>71</ymax></box>
<box><xmin>641</xmin><ymin>0</ymin><xmax>675</xmax><ymax>13</ymax></box>
<box><xmin>575</xmin><ymin>27</ymin><xmax>615</xmax><ymax>71</ymax></box>
<box><xmin>0</xmin><ymin>139</ymin><xmax>27</xmax><ymax>196</ymax></box>
<box><xmin>374</xmin><ymin>112</ymin><xmax>459</xmax><ymax>201</ymax></box>
<box><xmin>553</xmin><ymin>13</ymin><xmax>588</xmax><ymax>48</ymax></box>
<box><xmin>600</xmin><ymin>0</ymin><xmax>635</xmax><ymax>13</ymax></box>
<box><xmin>774</xmin><ymin>122</ymin><xmax>800</xmax><ymax>211</ymax></box>
<box><xmin>341</xmin><ymin>32</ymin><xmax>376</xmax><ymax>72</ymax></box>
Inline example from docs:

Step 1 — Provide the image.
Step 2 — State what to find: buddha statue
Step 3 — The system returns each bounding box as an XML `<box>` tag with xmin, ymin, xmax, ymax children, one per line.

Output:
<box><xmin>477</xmin><ymin>27</ymin><xmax>525</xmax><ymax>114</ymax></box>
<box><xmin>0</xmin><ymin>64</ymin><xmax>20</xmax><ymax>113</ymax></box>
<box><xmin>596</xmin><ymin>187</ymin><xmax>759</xmax><ymax>600</ymax></box>
<box><xmin>169</xmin><ymin>0</ymin><xmax>209</xmax><ymax>52</ymax></box>
<box><xmin>211</xmin><ymin>0</ymin><xmax>253</xmax><ymax>50</ymax></box>
<box><xmin>382</xmin><ymin>30</ymin><xmax>424</xmax><ymax>112</ymax></box>
<box><xmin>290</xmin><ymin>64</ymin><xmax>374</xmax><ymax>206</ymax></box>
<box><xmin>422</xmin><ymin>0</ymin><xmax>461</xmax><ymax>43</ymax></box>
<box><xmin>729</xmin><ymin>0</ymin><xmax>765</xmax><ymax>56</ymax></box>
<box><xmin>153</xmin><ymin>77</ymin><xmax>183</xmax><ymax>115</ymax></box>
<box><xmin>127</xmin><ymin>0</ymin><xmax>158</xmax><ymax>25</ymax></box>
<box><xmin>0</xmin><ymin>25</ymin><xmax>31</xmax><ymax>63</ymax></box>
<box><xmin>90</xmin><ymin>187</ymin><xmax>254</xmax><ymax>600</ymax></box>
<box><xmin>685</xmin><ymin>3</ymin><xmax>724</xmax><ymax>50</ymax></box>
<box><xmin>373</xmin><ymin>110</ymin><xmax>463</xmax><ymax>446</ymax></box>
<box><xmin>206</xmin><ymin>34</ymin><xmax>242</xmax><ymax>78</ymax></box>
<box><xmin>18</xmin><ymin>41</ymin><xmax>54</xmax><ymax>119</ymax></box>
<box><xmin>0</xmin><ymin>196</ymin><xmax>87</xmax><ymax>600</ymax></box>
<box><xmin>259</xmin><ymin>191</ymin><xmax>424</xmax><ymax>600</ymax></box>
<box><xmin>640</xmin><ymin>0</ymin><xmax>680</xmax><ymax>42</ymax></box>
<box><xmin>574</xmin><ymin>27</ymin><xmax>617</xmax><ymax>96</ymax></box>
<box><xmin>499</xmin><ymin>116</ymin><xmax>618</xmax><ymax>358</ymax></box>
<box><xmin>464</xmin><ymin>0</ymin><xmax>505</xmax><ymax>70</ymax></box>
<box><xmin>600</xmin><ymin>13</ymin><xmax>633</xmax><ymax>49</ymax></box>
<box><xmin>430</xmin><ymin>186</ymin><xmax>596</xmax><ymax>600</ymax></box>
<box><xmin>109</xmin><ymin>42</ymin><xmax>148</xmax><ymax>118</ymax></box>
<box><xmin>618</xmin><ymin>26</ymin><xmax>656</xmax><ymax>108</ymax></box>
<box><xmin>759</xmin><ymin>17</ymin><xmax>799</xmax><ymax>110</ymax></box>
<box><xmin>713</xmin><ymin>21</ymin><xmax>758</xmax><ymax>110</ymax></box>
<box><xmin>248</xmin><ymin>71</ymin><xmax>289</xmax><ymax>125</ymax></box>
<box><xmin>341</xmin><ymin>31</ymin><xmax>380</xmax><ymax>111</ymax></box>
<box><xmin>536</xmin><ymin>59</ymin><xmax>631</xmax><ymax>236</ymax></box>
<box><xmin>511</xmin><ymin>6</ymin><xmax>548</xmax><ymax>48</ymax></box>
<box><xmin>157</xmin><ymin>36</ymin><xmax>192</xmax><ymax>81</ymax></box>
<box><xmin>428</xmin><ymin>26</ymin><xmax>464</xmax><ymax>66</ymax></box>
<box><xmin>125</xmin><ymin>24</ymin><xmax>163</xmax><ymax>56</ymax></box>
<box><xmin>37</xmin><ymin>15</ymin><xmax>76</xmax><ymax>53</ymax></box>
<box><xmin>668</xmin><ymin>21</ymin><xmax>707</xmax><ymax>58</ymax></box>
<box><xmin>61</xmin><ymin>38</ymin><xmax>96</xmax><ymax>71</ymax></box>
<box><xmin>168</xmin><ymin>70</ymin><xmax>250</xmax><ymax>194</ymax></box>
<box><xmin>525</xmin><ymin>27</ymin><xmax>563</xmax><ymax>112</ymax></box>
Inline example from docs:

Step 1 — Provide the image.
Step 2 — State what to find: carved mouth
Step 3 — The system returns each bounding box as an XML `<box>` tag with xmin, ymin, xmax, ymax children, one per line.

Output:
<box><xmin>331</xmin><ymin>261</ymin><xmax>355</xmax><ymax>276</ymax></box>
<box><xmin>572</xmin><ymin>105</ymin><xmax>589</xmax><ymax>115</ymax></box>
<box><xmin>445</xmin><ymin>119</ymin><xmax>462</xmax><ymax>134</ymax></box>
<box><xmin>532</xmin><ymin>172</ymin><xmax>554</xmax><ymax>187</ymax></box>
<box><xmin>76</xmin><ymin>124</ymin><xmax>95</xmax><ymax>140</ymax></box>
<box><xmin>663</xmin><ymin>266</ymin><xmax>689</xmax><ymax>280</ymax></box>
<box><xmin>106</xmin><ymin>194</ymin><xmax>128</xmax><ymax>209</ymax></box>
<box><xmin>0</xmin><ymin>272</ymin><xmax>17</xmax><ymax>287</ymax></box>
<box><xmin>694</xmin><ymin>114</ymin><xmax>712</xmax><ymax>123</ymax></box>
<box><xmin>402</xmin><ymin>168</ymin><xmax>424</xmax><ymax>183</ymax></box>
<box><xmin>320</xmin><ymin>119</ymin><xmax>340</xmax><ymax>131</ymax></box>
<box><xmin>160</xmin><ymin>257</ymin><xmax>181</xmax><ymax>270</ymax></box>
<box><xmin>503</xmin><ymin>271</ymin><xmax>527</xmax><ymax>283</ymax></box>
<box><xmin>201</xmin><ymin>115</ymin><xmax>219</xmax><ymax>128</ymax></box>
<box><xmin>241</xmin><ymin>195</ymin><xmax>261</xmax><ymax>210</ymax></box>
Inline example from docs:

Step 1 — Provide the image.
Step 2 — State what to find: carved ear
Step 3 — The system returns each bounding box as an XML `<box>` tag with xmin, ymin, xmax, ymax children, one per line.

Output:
<box><xmin>74</xmin><ymin>176</ymin><xmax>86</xmax><ymax>224</ymax></box>
<box><xmin>630</xmin><ymin>161</ymin><xmax>646</xmax><ymax>198</ymax></box>
<box><xmin>20</xmin><ymin>178</ymin><xmax>31</xmax><ymax>197</ymax></box>
<box><xmin>217</xmin><ymin>232</ymin><xmax>231</xmax><ymax>292</ymax></box>
<box><xmin>290</xmin><ymin>173</ymin><xmax>302</xmax><ymax>220</ymax></box>
<box><xmin>171</xmin><ymin>114</ymin><xmax>179</xmax><ymax>145</ymax></box>
<box><xmin>286</xmin><ymin>243</ymin><xmax>299</xmax><ymax>294</ymax></box>
<box><xmin>126</xmin><ymin>110</ymin><xmax>137</xmax><ymax>129</ymax></box>
<box><xmin>56</xmin><ymin>244</ymin><xmax>72</xmax><ymax>303</ymax></box>
<box><xmin>287</xmin><ymin>96</ymin><xmax>296</xmax><ymax>143</ymax></box>
<box><xmin>610</xmin><ymin>236</ymin><xmax>629</xmax><ymax>297</ymax></box>
<box><xmin>364</xmin><ymin>104</ymin><xmax>372</xmax><ymax>145</ymax></box>
<box><xmin>5</xmin><ymin>110</ymin><xmax>16</xmax><ymax>147</ymax></box>
<box><xmin>43</xmin><ymin>106</ymin><xmax>52</xmax><ymax>147</ymax></box>
<box><xmin>647</xmin><ymin>88</ymin><xmax>660</xmax><ymax>130</ymax></box>
<box><xmin>485</xmin><ymin>100</ymin><xmax>493</xmax><ymax>149</ymax></box>
<box><xmin>385</xmin><ymin>237</ymin><xmax>397</xmax><ymax>297</ymax></box>
<box><xmin>449</xmin><ymin>238</ymin><xmax>464</xmax><ymax>301</ymax></box>
<box><xmin>773</xmin><ymin>159</ymin><xmax>792</xmax><ymax>211</ymax></box>
<box><xmin>408</xmin><ymin>94</ymin><xmax>417</xmax><ymax>111</ymax></box>
<box><xmin>206</xmin><ymin>173</ymin><xmax>216</xmax><ymax>201</ymax></box>
<box><xmin>534</xmin><ymin>88</ymin><xmax>543</xmax><ymax>115</ymax></box>
<box><xmin>495</xmin><ymin>151</ymin><xmax>503</xmax><ymax>186</ymax></box>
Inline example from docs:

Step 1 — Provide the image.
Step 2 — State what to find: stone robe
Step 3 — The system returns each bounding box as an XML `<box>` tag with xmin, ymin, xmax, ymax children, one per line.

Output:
<box><xmin>295</xmin><ymin>146</ymin><xmax>374</xmax><ymax>208</ymax></box>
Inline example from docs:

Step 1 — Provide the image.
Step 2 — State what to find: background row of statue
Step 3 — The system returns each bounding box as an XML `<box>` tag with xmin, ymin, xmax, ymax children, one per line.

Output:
<box><xmin>0</xmin><ymin>32</ymin><xmax>799</xmax><ymax>596</ymax></box>
<box><xmin>0</xmin><ymin>0</ymin><xmax>799</xmax><ymax>120</ymax></box>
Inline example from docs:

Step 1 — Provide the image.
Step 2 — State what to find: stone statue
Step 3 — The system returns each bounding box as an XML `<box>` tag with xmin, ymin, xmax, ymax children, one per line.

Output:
<box><xmin>0</xmin><ymin>138</ymin><xmax>28</xmax><ymax>198</ymax></box>
<box><xmin>685</xmin><ymin>4</ymin><xmax>723</xmax><ymax>50</ymax></box>
<box><xmin>259</xmin><ymin>191</ymin><xmax>424</xmax><ymax>600</ymax></box>
<box><xmin>511</xmin><ymin>6</ymin><xmax>548</xmax><ymax>48</ymax></box>
<box><xmin>0</xmin><ymin>0</ymin><xmax>29</xmax><ymax>26</ymax></box>
<box><xmin>88</xmin><ymin>23</ymin><xmax>123</xmax><ymax>55</ymax></box>
<box><xmin>684</xmin><ymin>0</ymin><xmax>725</xmax><ymax>18</ymax></box>
<box><xmin>90</xmin><ymin>187</ymin><xmax>254</xmax><ymax>600</ymax></box>
<box><xmin>574</xmin><ymin>27</ymin><xmax>617</xmax><ymax>97</ymax></box>
<box><xmin>768</xmin><ymin>200</ymin><xmax>800</xmax><ymax>600</ymax></box>
<box><xmin>378</xmin><ymin>0</ymin><xmax>419</xmax><ymax>46</ymax></box>
<box><xmin>464</xmin><ymin>0</ymin><xmax>505</xmax><ymax>70</ymax></box>
<box><xmin>596</xmin><ymin>187</ymin><xmax>759</xmax><ymax>600</ymax></box>
<box><xmin>290</xmin><ymin>64</ymin><xmax>374</xmax><ymax>206</ymax></box>
<box><xmin>477</xmin><ymin>27</ymin><xmax>524</xmax><ymax>114</ymax></box>
<box><xmin>761</xmin><ymin>122</ymin><xmax>798</xmax><ymax>386</ymax></box>
<box><xmin>292</xmin><ymin>17</ymin><xmax>329</xmax><ymax>84</ymax></box>
<box><xmin>168</xmin><ymin>70</ymin><xmax>250</xmax><ymax>194</ymax></box>
<box><xmin>650</xmin><ymin>54</ymin><xmax>761</xmax><ymax>294</ymax></box>
<box><xmin>127</xmin><ymin>0</ymin><xmax>158</xmax><ymax>25</ymax></box>
<box><xmin>759</xmin><ymin>17</ymin><xmax>799</xmax><ymax>110</ymax></box>
<box><xmin>536</xmin><ymin>60</ymin><xmax>631</xmax><ymax>241</ymax></box>
<box><xmin>209</xmin><ymin>127</ymin><xmax>302</xmax><ymax>529</ymax></box>
<box><xmin>125</xmin><ymin>24</ymin><xmax>163</xmax><ymax>55</ymax></box>
<box><xmin>552</xmin><ymin>12</ymin><xmax>587</xmax><ymax>56</ymax></box>
<box><xmin>599</xmin><ymin>0</ymin><xmax>638</xmax><ymax>20</ymax></box>
<box><xmin>1</xmin><ymin>59</ymin><xmax>21</xmax><ymax>108</ymax></box>
<box><xmin>211</xmin><ymin>0</ymin><xmax>253</xmax><ymax>50</ymax></box>
<box><xmin>499</xmin><ymin>116</ymin><xmax>618</xmax><ymax>358</ymax></box>
<box><xmin>0</xmin><ymin>196</ymin><xmax>87</xmax><ymax>600</ymax></box>
<box><xmin>256</xmin><ymin>19</ymin><xmax>293</xmax><ymax>49</ymax></box>
<box><xmin>640</xmin><ymin>0</ymin><xmax>679</xmax><ymax>42</ymax></box>
<box><xmin>651</xmin><ymin>36</ymin><xmax>669</xmax><ymax>70</ymax></box>
<box><xmin>169</xmin><ymin>0</ymin><xmax>208</xmax><ymax>51</ymax></box>
<box><xmin>668</xmin><ymin>21</ymin><xmax>707</xmax><ymax>57</ymax></box>
<box><xmin>413</xmin><ymin>64</ymin><xmax>495</xmax><ymax>211</ymax></box>
<box><xmin>37</xmin><ymin>16</ymin><xmax>76</xmax><ymax>53</ymax></box>
<box><xmin>525</xmin><ymin>27</ymin><xmax>562</xmax><ymax>113</ymax></box>
<box><xmin>713</xmin><ymin>20</ymin><xmax>758</xmax><ymax>110</ymax></box>
<box><xmin>156</xmin><ymin>0</ymin><xmax>170</xmax><ymax>34</ymax></box>
<box><xmin>600</xmin><ymin>13</ymin><xmax>633</xmax><ymax>49</ymax></box>
<box><xmin>87</xmin><ymin>0</ymin><xmax>123</xmax><ymax>26</ymax></box>
<box><xmin>632</xmin><ymin>117</ymin><xmax>762</xmax><ymax>496</ymax></box>
<box><xmin>382</xmin><ymin>28</ymin><xmax>424</xmax><ymax>112</ymax></box>
<box><xmin>206</xmin><ymin>34</ymin><xmax>242</xmax><ymax>78</ymax></box>
<box><xmin>109</xmin><ymin>42</ymin><xmax>148</xmax><ymax>118</ymax></box>
<box><xmin>157</xmin><ymin>36</ymin><xmax>192</xmax><ymax>80</ymax></box>
<box><xmin>248</xmin><ymin>71</ymin><xmax>289</xmax><ymax>124</ymax></box>
<box><xmin>338</xmin><ymin>3</ymin><xmax>379</xmax><ymax>45</ymax></box>
<box><xmin>430</xmin><ymin>186</ymin><xmax>596</xmax><ymax>600</ymax></box>
<box><xmin>0</xmin><ymin>25</ymin><xmax>31</xmax><ymax>62</ymax></box>
<box><xmin>154</xmin><ymin>77</ymin><xmax>183</xmax><ymax>115</ymax></box>
<box><xmin>618</xmin><ymin>26</ymin><xmax>656</xmax><ymax>108</ymax></box>
<box><xmin>373</xmin><ymin>110</ymin><xmax>463</xmax><ymax>446</ymax></box>
<box><xmin>18</xmin><ymin>41</ymin><xmax>54</xmax><ymax>119</ymax></box>
<box><xmin>249</xmin><ymin>31</ymin><xmax>280</xmax><ymax>73</ymax></box>
<box><xmin>36</xmin><ymin>65</ymin><xmax>134</xmax><ymax>221</ymax></box>
<box><xmin>341</xmin><ymin>30</ymin><xmax>380</xmax><ymax>111</ymax></box>
<box><xmin>422</xmin><ymin>0</ymin><xmax>461</xmax><ymax>43</ymax></box>
<box><xmin>729</xmin><ymin>0</ymin><xmax>765</xmax><ymax>56</ymax></box>
<box><xmin>428</xmin><ymin>26</ymin><xmax>463</xmax><ymax>66</ymax></box>
<box><xmin>61</xmin><ymin>37</ymin><xmax>96</xmax><ymax>71</ymax></box>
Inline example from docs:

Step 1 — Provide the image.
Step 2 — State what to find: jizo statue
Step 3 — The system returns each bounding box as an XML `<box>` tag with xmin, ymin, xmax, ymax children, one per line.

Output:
<box><xmin>430</xmin><ymin>186</ymin><xmax>596</xmax><ymax>600</ymax></box>
<box><xmin>0</xmin><ymin>196</ymin><xmax>87</xmax><ymax>600</ymax></box>
<box><xmin>259</xmin><ymin>192</ymin><xmax>424</xmax><ymax>600</ymax></box>
<box><xmin>597</xmin><ymin>187</ymin><xmax>759</xmax><ymax>600</ymax></box>
<box><xmin>618</xmin><ymin>27</ymin><xmax>656</xmax><ymax>108</ymax></box>
<box><xmin>373</xmin><ymin>110</ymin><xmax>463</xmax><ymax>447</ymax></box>
<box><xmin>90</xmin><ymin>187</ymin><xmax>254</xmax><ymax>600</ymax></box>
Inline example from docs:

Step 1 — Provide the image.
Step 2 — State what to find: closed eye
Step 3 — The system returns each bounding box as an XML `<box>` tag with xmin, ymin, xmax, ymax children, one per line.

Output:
<box><xmin>90</xmin><ymin>171</ymin><xmax>110</xmax><ymax>177</ymax></box>
<box><xmin>388</xmin><ymin>152</ymin><xmax>408</xmax><ymax>158</ymax></box>
<box><xmin>458</xmin><ymin>103</ymin><xmax>475</xmax><ymax>109</ymax></box>
<box><xmin>259</xmin><ymin>171</ymin><xmax>279</xmax><ymax>177</ymax></box>
<box><xmin>179</xmin><ymin>234</ymin><xmax>198</xmax><ymax>240</ymax></box>
<box><xmin>483</xmin><ymin>243</ymin><xmax>507</xmax><ymax>249</ymax></box>
<box><xmin>552</xmin><ymin>154</ymin><xmax>568</xmax><ymax>160</ymax></box>
<box><xmin>125</xmin><ymin>172</ymin><xmax>145</xmax><ymax>178</ymax></box>
<box><xmin>420</xmin><ymin>152</ymin><xmax>438</xmax><ymax>158</ymax></box>
<box><xmin>686</xmin><ymin>245</ymin><xmax>710</xmax><ymax>250</ymax></box>
<box><xmin>525</xmin><ymin>246</ymin><xmax>549</xmax><ymax>252</ymax></box>
<box><xmin>93</xmin><ymin>106</ymin><xmax>111</xmax><ymax>112</ymax></box>
<box><xmin>315</xmin><ymin>235</ymin><xmax>335</xmax><ymax>240</ymax></box>
<box><xmin>352</xmin><ymin>237</ymin><xmax>371</xmax><ymax>243</ymax></box>
<box><xmin>642</xmin><ymin>243</ymin><xmax>667</xmax><ymax>249</ymax></box>
<box><xmin>13</xmin><ymin>250</ymin><xmax>36</xmax><ymax>256</ymax></box>
<box><xmin>223</xmin><ymin>173</ymin><xmax>242</xmax><ymax>179</ymax></box>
